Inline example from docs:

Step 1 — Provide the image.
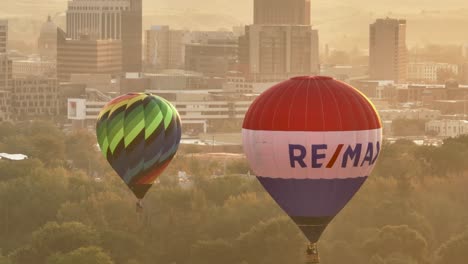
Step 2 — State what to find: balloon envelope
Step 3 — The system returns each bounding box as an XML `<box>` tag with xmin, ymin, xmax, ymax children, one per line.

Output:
<box><xmin>242</xmin><ymin>76</ymin><xmax>382</xmax><ymax>243</ymax></box>
<box><xmin>96</xmin><ymin>93</ymin><xmax>182</xmax><ymax>199</ymax></box>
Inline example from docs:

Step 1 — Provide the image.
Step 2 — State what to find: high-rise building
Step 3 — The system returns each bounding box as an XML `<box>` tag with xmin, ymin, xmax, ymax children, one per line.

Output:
<box><xmin>0</xmin><ymin>90</ymin><xmax>11</xmax><ymax>122</ymax></box>
<box><xmin>38</xmin><ymin>16</ymin><xmax>58</xmax><ymax>59</ymax></box>
<box><xmin>0</xmin><ymin>54</ymin><xmax>12</xmax><ymax>91</ymax></box>
<box><xmin>240</xmin><ymin>0</ymin><xmax>318</xmax><ymax>81</ymax></box>
<box><xmin>369</xmin><ymin>18</ymin><xmax>407</xmax><ymax>83</ymax></box>
<box><xmin>66</xmin><ymin>0</ymin><xmax>142</xmax><ymax>73</ymax></box>
<box><xmin>0</xmin><ymin>20</ymin><xmax>7</xmax><ymax>54</ymax></box>
<box><xmin>185</xmin><ymin>40</ymin><xmax>238</xmax><ymax>78</ymax></box>
<box><xmin>66</xmin><ymin>0</ymin><xmax>129</xmax><ymax>40</ymax></box>
<box><xmin>121</xmin><ymin>0</ymin><xmax>142</xmax><ymax>73</ymax></box>
<box><xmin>240</xmin><ymin>25</ymin><xmax>319</xmax><ymax>81</ymax></box>
<box><xmin>145</xmin><ymin>25</ymin><xmax>186</xmax><ymax>70</ymax></box>
<box><xmin>254</xmin><ymin>0</ymin><xmax>310</xmax><ymax>25</ymax></box>
<box><xmin>57</xmin><ymin>29</ymin><xmax>122</xmax><ymax>81</ymax></box>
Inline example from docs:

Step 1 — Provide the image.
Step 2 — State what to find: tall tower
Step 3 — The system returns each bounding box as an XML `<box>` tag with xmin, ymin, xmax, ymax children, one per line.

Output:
<box><xmin>0</xmin><ymin>20</ymin><xmax>7</xmax><ymax>54</ymax></box>
<box><xmin>369</xmin><ymin>18</ymin><xmax>407</xmax><ymax>83</ymax></box>
<box><xmin>0</xmin><ymin>20</ymin><xmax>10</xmax><ymax>91</ymax></box>
<box><xmin>121</xmin><ymin>0</ymin><xmax>142</xmax><ymax>73</ymax></box>
<box><xmin>254</xmin><ymin>0</ymin><xmax>310</xmax><ymax>25</ymax></box>
<box><xmin>240</xmin><ymin>0</ymin><xmax>319</xmax><ymax>81</ymax></box>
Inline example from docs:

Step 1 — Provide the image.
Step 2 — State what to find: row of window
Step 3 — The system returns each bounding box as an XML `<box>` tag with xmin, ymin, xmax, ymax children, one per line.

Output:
<box><xmin>69</xmin><ymin>6</ymin><xmax>128</xmax><ymax>11</ymax></box>
<box><xmin>428</xmin><ymin>125</ymin><xmax>466</xmax><ymax>134</ymax></box>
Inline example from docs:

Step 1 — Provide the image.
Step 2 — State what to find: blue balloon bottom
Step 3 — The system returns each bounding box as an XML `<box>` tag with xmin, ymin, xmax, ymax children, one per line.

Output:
<box><xmin>257</xmin><ymin>176</ymin><xmax>368</xmax><ymax>242</ymax></box>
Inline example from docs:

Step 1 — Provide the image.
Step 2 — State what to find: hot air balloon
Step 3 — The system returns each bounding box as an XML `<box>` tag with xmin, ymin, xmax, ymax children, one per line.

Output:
<box><xmin>242</xmin><ymin>76</ymin><xmax>382</xmax><ymax>263</ymax></box>
<box><xmin>96</xmin><ymin>93</ymin><xmax>182</xmax><ymax>207</ymax></box>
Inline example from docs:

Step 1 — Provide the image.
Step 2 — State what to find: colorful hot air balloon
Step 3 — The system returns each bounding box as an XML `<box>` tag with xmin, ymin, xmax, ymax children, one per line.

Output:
<box><xmin>242</xmin><ymin>76</ymin><xmax>382</xmax><ymax>263</ymax></box>
<box><xmin>96</xmin><ymin>93</ymin><xmax>182</xmax><ymax>202</ymax></box>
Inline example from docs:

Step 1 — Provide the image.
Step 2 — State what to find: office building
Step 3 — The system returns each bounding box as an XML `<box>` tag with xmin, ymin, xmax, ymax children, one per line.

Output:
<box><xmin>12</xmin><ymin>59</ymin><xmax>56</xmax><ymax>78</ymax></box>
<box><xmin>57</xmin><ymin>29</ymin><xmax>122</xmax><ymax>81</ymax></box>
<box><xmin>66</xmin><ymin>0</ymin><xmax>142</xmax><ymax>72</ymax></box>
<box><xmin>0</xmin><ymin>90</ymin><xmax>11</xmax><ymax>122</ymax></box>
<box><xmin>145</xmin><ymin>25</ymin><xmax>186</xmax><ymax>70</ymax></box>
<box><xmin>0</xmin><ymin>54</ymin><xmax>12</xmax><ymax>91</ymax></box>
<box><xmin>254</xmin><ymin>0</ymin><xmax>310</xmax><ymax>25</ymax></box>
<box><xmin>240</xmin><ymin>25</ymin><xmax>319</xmax><ymax>81</ymax></box>
<box><xmin>185</xmin><ymin>40</ymin><xmax>238</xmax><ymax>77</ymax></box>
<box><xmin>0</xmin><ymin>20</ymin><xmax>7</xmax><ymax>54</ymax></box>
<box><xmin>369</xmin><ymin>18</ymin><xmax>407</xmax><ymax>83</ymax></box>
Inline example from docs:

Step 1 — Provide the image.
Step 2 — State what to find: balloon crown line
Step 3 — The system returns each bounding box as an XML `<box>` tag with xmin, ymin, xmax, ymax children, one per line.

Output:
<box><xmin>291</xmin><ymin>76</ymin><xmax>333</xmax><ymax>81</ymax></box>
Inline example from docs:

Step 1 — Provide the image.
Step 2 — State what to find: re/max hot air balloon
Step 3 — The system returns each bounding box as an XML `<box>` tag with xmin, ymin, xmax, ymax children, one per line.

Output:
<box><xmin>96</xmin><ymin>93</ymin><xmax>182</xmax><ymax>205</ymax></box>
<box><xmin>242</xmin><ymin>76</ymin><xmax>382</xmax><ymax>263</ymax></box>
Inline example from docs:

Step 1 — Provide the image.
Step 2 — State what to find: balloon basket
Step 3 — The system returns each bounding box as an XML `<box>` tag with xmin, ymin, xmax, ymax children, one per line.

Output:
<box><xmin>305</xmin><ymin>243</ymin><xmax>320</xmax><ymax>264</ymax></box>
<box><xmin>136</xmin><ymin>199</ymin><xmax>144</xmax><ymax>214</ymax></box>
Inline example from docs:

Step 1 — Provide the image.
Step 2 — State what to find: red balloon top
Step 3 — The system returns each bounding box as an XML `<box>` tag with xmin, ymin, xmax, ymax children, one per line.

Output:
<box><xmin>242</xmin><ymin>76</ymin><xmax>382</xmax><ymax>131</ymax></box>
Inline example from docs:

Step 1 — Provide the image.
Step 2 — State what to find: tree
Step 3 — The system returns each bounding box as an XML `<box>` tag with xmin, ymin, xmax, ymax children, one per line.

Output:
<box><xmin>47</xmin><ymin>247</ymin><xmax>114</xmax><ymax>264</ymax></box>
<box><xmin>65</xmin><ymin>131</ymin><xmax>100</xmax><ymax>172</ymax></box>
<box><xmin>236</xmin><ymin>217</ymin><xmax>303</xmax><ymax>264</ymax></box>
<box><xmin>363</xmin><ymin>225</ymin><xmax>428</xmax><ymax>263</ymax></box>
<box><xmin>0</xmin><ymin>251</ymin><xmax>11</xmax><ymax>264</ymax></box>
<box><xmin>100</xmin><ymin>230</ymin><xmax>144</xmax><ymax>264</ymax></box>
<box><xmin>30</xmin><ymin>222</ymin><xmax>99</xmax><ymax>263</ymax></box>
<box><xmin>436</xmin><ymin>231</ymin><xmax>468</xmax><ymax>264</ymax></box>
<box><xmin>392</xmin><ymin>119</ymin><xmax>427</xmax><ymax>137</ymax></box>
<box><xmin>191</xmin><ymin>239</ymin><xmax>236</xmax><ymax>264</ymax></box>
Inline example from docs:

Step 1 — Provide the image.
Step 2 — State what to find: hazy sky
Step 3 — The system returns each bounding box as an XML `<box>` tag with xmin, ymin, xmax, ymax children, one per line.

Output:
<box><xmin>4</xmin><ymin>0</ymin><xmax>468</xmax><ymax>21</ymax></box>
<box><xmin>4</xmin><ymin>0</ymin><xmax>468</xmax><ymax>49</ymax></box>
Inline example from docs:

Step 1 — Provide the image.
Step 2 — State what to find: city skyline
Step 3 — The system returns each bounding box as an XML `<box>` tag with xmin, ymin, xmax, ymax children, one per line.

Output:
<box><xmin>0</xmin><ymin>2</ymin><xmax>468</xmax><ymax>264</ymax></box>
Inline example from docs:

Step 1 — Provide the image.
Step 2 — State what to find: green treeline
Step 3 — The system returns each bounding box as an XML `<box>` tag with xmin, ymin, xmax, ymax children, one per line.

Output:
<box><xmin>0</xmin><ymin>121</ymin><xmax>468</xmax><ymax>264</ymax></box>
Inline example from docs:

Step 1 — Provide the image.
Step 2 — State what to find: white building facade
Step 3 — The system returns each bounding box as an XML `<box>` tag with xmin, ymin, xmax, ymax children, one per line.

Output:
<box><xmin>408</xmin><ymin>62</ymin><xmax>458</xmax><ymax>82</ymax></box>
<box><xmin>426</xmin><ymin>119</ymin><xmax>468</xmax><ymax>138</ymax></box>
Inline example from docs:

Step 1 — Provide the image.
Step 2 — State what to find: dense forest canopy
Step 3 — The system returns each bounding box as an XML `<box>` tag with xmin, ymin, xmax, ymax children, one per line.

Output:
<box><xmin>0</xmin><ymin>121</ymin><xmax>467</xmax><ymax>264</ymax></box>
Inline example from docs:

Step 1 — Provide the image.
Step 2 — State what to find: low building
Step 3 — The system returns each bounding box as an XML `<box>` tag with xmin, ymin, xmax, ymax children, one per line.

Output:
<box><xmin>350</xmin><ymin>80</ymin><xmax>397</xmax><ymax>100</ymax></box>
<box><xmin>223</xmin><ymin>74</ymin><xmax>277</xmax><ymax>94</ymax></box>
<box><xmin>320</xmin><ymin>65</ymin><xmax>368</xmax><ymax>82</ymax></box>
<box><xmin>67</xmin><ymin>89</ymin><xmax>257</xmax><ymax>132</ymax></box>
<box><xmin>12</xmin><ymin>59</ymin><xmax>56</xmax><ymax>78</ymax></box>
<box><xmin>144</xmin><ymin>70</ymin><xmax>224</xmax><ymax>91</ymax></box>
<box><xmin>408</xmin><ymin>62</ymin><xmax>458</xmax><ymax>83</ymax></box>
<box><xmin>69</xmin><ymin>74</ymin><xmax>119</xmax><ymax>93</ymax></box>
<box><xmin>379</xmin><ymin>108</ymin><xmax>441</xmax><ymax>121</ymax></box>
<box><xmin>426</xmin><ymin>119</ymin><xmax>468</xmax><ymax>138</ymax></box>
<box><xmin>59</xmin><ymin>82</ymin><xmax>87</xmax><ymax>117</ymax></box>
<box><xmin>120</xmin><ymin>73</ymin><xmax>151</xmax><ymax>94</ymax></box>
<box><xmin>432</xmin><ymin>100</ymin><xmax>468</xmax><ymax>115</ymax></box>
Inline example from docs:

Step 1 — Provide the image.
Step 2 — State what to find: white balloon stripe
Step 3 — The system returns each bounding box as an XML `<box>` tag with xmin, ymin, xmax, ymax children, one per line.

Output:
<box><xmin>242</xmin><ymin>128</ymin><xmax>382</xmax><ymax>180</ymax></box>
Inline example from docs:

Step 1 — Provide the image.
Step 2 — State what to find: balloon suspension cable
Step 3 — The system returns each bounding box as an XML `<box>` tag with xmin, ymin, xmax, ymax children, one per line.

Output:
<box><xmin>305</xmin><ymin>243</ymin><xmax>320</xmax><ymax>264</ymax></box>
